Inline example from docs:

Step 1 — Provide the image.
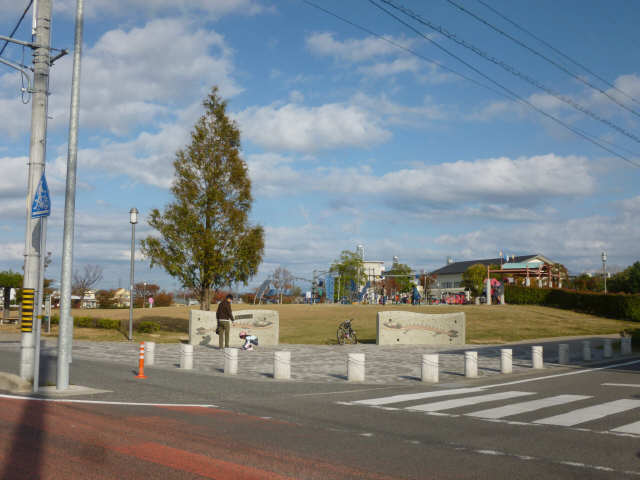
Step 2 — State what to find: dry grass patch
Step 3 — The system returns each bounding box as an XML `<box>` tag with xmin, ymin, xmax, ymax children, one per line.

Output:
<box><xmin>7</xmin><ymin>303</ymin><xmax>635</xmax><ymax>344</ymax></box>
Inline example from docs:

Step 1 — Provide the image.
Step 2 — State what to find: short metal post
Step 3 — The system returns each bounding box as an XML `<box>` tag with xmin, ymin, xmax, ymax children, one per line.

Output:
<box><xmin>500</xmin><ymin>349</ymin><xmax>512</xmax><ymax>374</ymax></box>
<box><xmin>558</xmin><ymin>344</ymin><xmax>569</xmax><ymax>364</ymax></box>
<box><xmin>465</xmin><ymin>351</ymin><xmax>478</xmax><ymax>378</ymax></box>
<box><xmin>421</xmin><ymin>354</ymin><xmax>438</xmax><ymax>383</ymax></box>
<box><xmin>144</xmin><ymin>341</ymin><xmax>155</xmax><ymax>367</ymax></box>
<box><xmin>224</xmin><ymin>347</ymin><xmax>237</xmax><ymax>375</ymax></box>
<box><xmin>532</xmin><ymin>346</ymin><xmax>543</xmax><ymax>369</ymax></box>
<box><xmin>347</xmin><ymin>353</ymin><xmax>365</xmax><ymax>382</ymax></box>
<box><xmin>274</xmin><ymin>351</ymin><xmax>291</xmax><ymax>380</ymax></box>
<box><xmin>180</xmin><ymin>344</ymin><xmax>193</xmax><ymax>370</ymax></box>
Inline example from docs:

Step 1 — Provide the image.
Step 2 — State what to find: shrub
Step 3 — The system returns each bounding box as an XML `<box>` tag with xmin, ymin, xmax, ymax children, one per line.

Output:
<box><xmin>137</xmin><ymin>321</ymin><xmax>160</xmax><ymax>333</ymax></box>
<box><xmin>505</xmin><ymin>286</ymin><xmax>640</xmax><ymax>322</ymax></box>
<box><xmin>154</xmin><ymin>292</ymin><xmax>173</xmax><ymax>307</ymax></box>
<box><xmin>47</xmin><ymin>314</ymin><xmax>119</xmax><ymax>330</ymax></box>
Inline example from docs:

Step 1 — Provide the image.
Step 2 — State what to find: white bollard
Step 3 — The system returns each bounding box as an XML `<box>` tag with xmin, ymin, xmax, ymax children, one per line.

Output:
<box><xmin>558</xmin><ymin>344</ymin><xmax>569</xmax><ymax>364</ymax></box>
<box><xmin>180</xmin><ymin>344</ymin><xmax>193</xmax><ymax>370</ymax></box>
<box><xmin>486</xmin><ymin>279</ymin><xmax>492</xmax><ymax>305</ymax></box>
<box><xmin>347</xmin><ymin>353</ymin><xmax>365</xmax><ymax>382</ymax></box>
<box><xmin>603</xmin><ymin>339</ymin><xmax>613</xmax><ymax>358</ymax></box>
<box><xmin>501</xmin><ymin>349</ymin><xmax>512</xmax><ymax>374</ymax></box>
<box><xmin>465</xmin><ymin>351</ymin><xmax>478</xmax><ymax>378</ymax></box>
<box><xmin>421</xmin><ymin>354</ymin><xmax>439</xmax><ymax>383</ymax></box>
<box><xmin>144</xmin><ymin>341</ymin><xmax>155</xmax><ymax>367</ymax></box>
<box><xmin>532</xmin><ymin>346</ymin><xmax>544</xmax><ymax>369</ymax></box>
<box><xmin>224</xmin><ymin>347</ymin><xmax>238</xmax><ymax>375</ymax></box>
<box><xmin>582</xmin><ymin>340</ymin><xmax>591</xmax><ymax>361</ymax></box>
<box><xmin>621</xmin><ymin>337</ymin><xmax>632</xmax><ymax>355</ymax></box>
<box><xmin>274</xmin><ymin>351</ymin><xmax>291</xmax><ymax>380</ymax></box>
<box><xmin>500</xmin><ymin>294</ymin><xmax>505</xmax><ymax>305</ymax></box>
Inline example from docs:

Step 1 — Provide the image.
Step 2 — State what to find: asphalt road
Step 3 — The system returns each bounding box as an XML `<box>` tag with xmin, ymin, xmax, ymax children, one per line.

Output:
<box><xmin>1</xmin><ymin>349</ymin><xmax>639</xmax><ymax>479</ymax></box>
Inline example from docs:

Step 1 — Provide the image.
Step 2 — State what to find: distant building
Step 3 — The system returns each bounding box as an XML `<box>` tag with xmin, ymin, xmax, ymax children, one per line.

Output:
<box><xmin>113</xmin><ymin>288</ymin><xmax>130</xmax><ymax>307</ymax></box>
<box><xmin>430</xmin><ymin>254</ymin><xmax>555</xmax><ymax>292</ymax></box>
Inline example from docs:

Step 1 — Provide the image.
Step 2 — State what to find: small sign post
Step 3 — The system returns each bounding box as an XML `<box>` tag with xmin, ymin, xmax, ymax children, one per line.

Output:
<box><xmin>31</xmin><ymin>173</ymin><xmax>51</xmax><ymax>392</ymax></box>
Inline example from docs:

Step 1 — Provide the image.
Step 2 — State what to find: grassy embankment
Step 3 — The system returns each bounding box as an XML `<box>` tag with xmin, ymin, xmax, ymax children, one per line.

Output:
<box><xmin>1</xmin><ymin>304</ymin><xmax>637</xmax><ymax>344</ymax></box>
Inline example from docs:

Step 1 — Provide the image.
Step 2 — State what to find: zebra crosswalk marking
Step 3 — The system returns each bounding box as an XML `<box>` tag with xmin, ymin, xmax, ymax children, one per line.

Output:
<box><xmin>534</xmin><ymin>399</ymin><xmax>640</xmax><ymax>427</ymax></box>
<box><xmin>467</xmin><ymin>395</ymin><xmax>591</xmax><ymax>419</ymax></box>
<box><xmin>351</xmin><ymin>387</ymin><xmax>485</xmax><ymax>406</ymax></box>
<box><xmin>610</xmin><ymin>420</ymin><xmax>640</xmax><ymax>435</ymax></box>
<box><xmin>406</xmin><ymin>391</ymin><xmax>534</xmax><ymax>413</ymax></box>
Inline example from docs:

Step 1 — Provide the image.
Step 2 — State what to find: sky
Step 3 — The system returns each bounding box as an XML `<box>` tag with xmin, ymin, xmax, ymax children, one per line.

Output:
<box><xmin>0</xmin><ymin>0</ymin><xmax>639</xmax><ymax>292</ymax></box>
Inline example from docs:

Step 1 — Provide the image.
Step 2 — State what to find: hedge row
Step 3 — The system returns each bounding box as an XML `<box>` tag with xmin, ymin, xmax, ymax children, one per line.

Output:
<box><xmin>505</xmin><ymin>286</ymin><xmax>640</xmax><ymax>322</ymax></box>
<box><xmin>50</xmin><ymin>315</ymin><xmax>120</xmax><ymax>330</ymax></box>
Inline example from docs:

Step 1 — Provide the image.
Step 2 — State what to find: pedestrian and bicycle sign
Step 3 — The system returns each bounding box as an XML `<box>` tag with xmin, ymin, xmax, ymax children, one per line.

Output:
<box><xmin>31</xmin><ymin>173</ymin><xmax>51</xmax><ymax>218</ymax></box>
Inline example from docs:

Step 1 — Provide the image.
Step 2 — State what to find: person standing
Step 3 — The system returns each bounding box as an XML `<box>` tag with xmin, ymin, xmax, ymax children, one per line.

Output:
<box><xmin>216</xmin><ymin>294</ymin><xmax>234</xmax><ymax>349</ymax></box>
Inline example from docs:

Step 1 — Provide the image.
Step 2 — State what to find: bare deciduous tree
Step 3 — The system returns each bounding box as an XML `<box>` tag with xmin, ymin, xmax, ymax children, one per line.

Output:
<box><xmin>272</xmin><ymin>266</ymin><xmax>294</xmax><ymax>304</ymax></box>
<box><xmin>72</xmin><ymin>265</ymin><xmax>103</xmax><ymax>302</ymax></box>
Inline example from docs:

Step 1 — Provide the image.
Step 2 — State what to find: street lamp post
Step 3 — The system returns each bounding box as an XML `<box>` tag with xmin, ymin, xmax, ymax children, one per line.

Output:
<box><xmin>602</xmin><ymin>251</ymin><xmax>607</xmax><ymax>295</ymax></box>
<box><xmin>129</xmin><ymin>208</ymin><xmax>138</xmax><ymax>341</ymax></box>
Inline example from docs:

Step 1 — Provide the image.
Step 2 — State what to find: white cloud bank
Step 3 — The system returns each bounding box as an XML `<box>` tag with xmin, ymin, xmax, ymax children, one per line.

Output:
<box><xmin>235</xmin><ymin>102</ymin><xmax>391</xmax><ymax>152</ymax></box>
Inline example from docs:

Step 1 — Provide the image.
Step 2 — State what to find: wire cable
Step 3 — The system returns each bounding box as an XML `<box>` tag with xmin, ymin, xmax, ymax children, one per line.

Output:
<box><xmin>475</xmin><ymin>0</ymin><xmax>640</xmax><ymax>107</ymax></box>
<box><xmin>302</xmin><ymin>0</ymin><xmax>509</xmax><ymax>100</ymax></box>
<box><xmin>0</xmin><ymin>0</ymin><xmax>33</xmax><ymax>58</ymax></box>
<box><xmin>367</xmin><ymin>0</ymin><xmax>639</xmax><ymax>168</ymax></box>
<box><xmin>444</xmin><ymin>0</ymin><xmax>640</xmax><ymax>118</ymax></box>
<box><xmin>377</xmin><ymin>0</ymin><xmax>640</xmax><ymax>146</ymax></box>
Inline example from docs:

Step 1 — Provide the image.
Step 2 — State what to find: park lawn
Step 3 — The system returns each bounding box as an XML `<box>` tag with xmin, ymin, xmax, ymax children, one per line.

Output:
<box><xmin>19</xmin><ymin>303</ymin><xmax>636</xmax><ymax>344</ymax></box>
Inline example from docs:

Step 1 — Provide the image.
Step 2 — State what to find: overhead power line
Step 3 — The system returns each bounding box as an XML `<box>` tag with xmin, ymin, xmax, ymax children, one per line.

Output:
<box><xmin>444</xmin><ymin>0</ymin><xmax>640</xmax><ymax>118</ymax></box>
<box><xmin>376</xmin><ymin>0</ymin><xmax>640</xmax><ymax>146</ymax></box>
<box><xmin>302</xmin><ymin>0</ymin><xmax>509</xmax><ymax>99</ymax></box>
<box><xmin>367</xmin><ymin>0</ymin><xmax>639</xmax><ymax>168</ymax></box>
<box><xmin>0</xmin><ymin>0</ymin><xmax>33</xmax><ymax>58</ymax></box>
<box><xmin>475</xmin><ymin>0</ymin><xmax>640</xmax><ymax>107</ymax></box>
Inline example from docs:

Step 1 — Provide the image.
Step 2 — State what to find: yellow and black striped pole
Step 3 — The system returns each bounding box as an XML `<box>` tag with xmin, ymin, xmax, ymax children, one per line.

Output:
<box><xmin>21</xmin><ymin>288</ymin><xmax>35</xmax><ymax>333</ymax></box>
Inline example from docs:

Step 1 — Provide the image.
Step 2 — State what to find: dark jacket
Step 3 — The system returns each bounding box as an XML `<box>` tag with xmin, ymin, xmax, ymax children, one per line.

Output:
<box><xmin>216</xmin><ymin>300</ymin><xmax>233</xmax><ymax>324</ymax></box>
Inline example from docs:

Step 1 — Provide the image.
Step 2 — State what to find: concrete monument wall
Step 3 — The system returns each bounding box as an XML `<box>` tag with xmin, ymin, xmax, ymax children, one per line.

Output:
<box><xmin>189</xmin><ymin>309</ymin><xmax>279</xmax><ymax>347</ymax></box>
<box><xmin>376</xmin><ymin>311</ymin><xmax>465</xmax><ymax>345</ymax></box>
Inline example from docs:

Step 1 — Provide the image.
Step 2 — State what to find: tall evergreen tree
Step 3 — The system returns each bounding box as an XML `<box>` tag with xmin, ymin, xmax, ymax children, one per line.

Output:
<box><xmin>141</xmin><ymin>87</ymin><xmax>264</xmax><ymax>310</ymax></box>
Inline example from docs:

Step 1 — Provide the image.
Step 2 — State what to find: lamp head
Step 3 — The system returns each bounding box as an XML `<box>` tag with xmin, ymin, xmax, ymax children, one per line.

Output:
<box><xmin>601</xmin><ymin>251</ymin><xmax>607</xmax><ymax>262</ymax></box>
<box><xmin>129</xmin><ymin>207</ymin><xmax>138</xmax><ymax>225</ymax></box>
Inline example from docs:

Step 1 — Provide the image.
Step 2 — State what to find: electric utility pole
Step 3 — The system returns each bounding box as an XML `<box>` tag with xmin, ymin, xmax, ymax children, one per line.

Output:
<box><xmin>20</xmin><ymin>0</ymin><xmax>52</xmax><ymax>381</ymax></box>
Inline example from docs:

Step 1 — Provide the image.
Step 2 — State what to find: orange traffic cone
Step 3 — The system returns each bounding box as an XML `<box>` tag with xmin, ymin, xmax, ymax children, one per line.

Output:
<box><xmin>136</xmin><ymin>342</ymin><xmax>147</xmax><ymax>379</ymax></box>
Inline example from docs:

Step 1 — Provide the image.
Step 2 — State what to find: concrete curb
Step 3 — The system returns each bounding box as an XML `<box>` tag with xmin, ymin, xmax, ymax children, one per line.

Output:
<box><xmin>0</xmin><ymin>372</ymin><xmax>31</xmax><ymax>393</ymax></box>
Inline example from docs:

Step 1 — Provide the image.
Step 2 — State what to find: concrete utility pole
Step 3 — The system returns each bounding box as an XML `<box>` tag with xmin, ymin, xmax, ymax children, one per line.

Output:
<box><xmin>20</xmin><ymin>0</ymin><xmax>52</xmax><ymax>381</ymax></box>
<box><xmin>57</xmin><ymin>0</ymin><xmax>84</xmax><ymax>390</ymax></box>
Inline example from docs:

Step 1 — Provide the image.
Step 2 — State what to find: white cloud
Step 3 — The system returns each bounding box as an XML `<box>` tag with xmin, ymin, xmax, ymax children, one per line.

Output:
<box><xmin>306</xmin><ymin>32</ymin><xmax>410</xmax><ymax>63</ymax></box>
<box><xmin>433</xmin><ymin>207</ymin><xmax>640</xmax><ymax>274</ymax></box>
<box><xmin>246</xmin><ymin>153</ymin><xmax>303</xmax><ymax>197</ymax></box>
<box><xmin>235</xmin><ymin>102</ymin><xmax>391</xmax><ymax>152</ymax></box>
<box><xmin>0</xmin><ymin>19</ymin><xmax>242</xmax><ymax>137</ymax></box>
<box><xmin>0</xmin><ymin>242</ymin><xmax>23</xmax><ymax>261</ymax></box>
<box><xmin>322</xmin><ymin>153</ymin><xmax>595</xmax><ymax>206</ymax></box>
<box><xmin>358</xmin><ymin>57</ymin><xmax>421</xmax><ymax>77</ymax></box>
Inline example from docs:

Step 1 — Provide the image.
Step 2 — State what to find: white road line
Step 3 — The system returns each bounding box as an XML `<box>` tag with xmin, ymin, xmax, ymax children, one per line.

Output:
<box><xmin>406</xmin><ymin>391</ymin><xmax>534</xmax><ymax>413</ymax></box>
<box><xmin>486</xmin><ymin>358</ymin><xmax>640</xmax><ymax>389</ymax></box>
<box><xmin>611</xmin><ymin>421</ymin><xmax>640</xmax><ymax>435</ymax></box>
<box><xmin>0</xmin><ymin>393</ymin><xmax>216</xmax><ymax>408</ymax></box>
<box><xmin>466</xmin><ymin>394</ymin><xmax>591</xmax><ymax>419</ymax></box>
<box><xmin>534</xmin><ymin>399</ymin><xmax>640</xmax><ymax>426</ymax></box>
<box><xmin>602</xmin><ymin>383</ymin><xmax>640</xmax><ymax>388</ymax></box>
<box><xmin>350</xmin><ymin>387</ymin><xmax>485</xmax><ymax>406</ymax></box>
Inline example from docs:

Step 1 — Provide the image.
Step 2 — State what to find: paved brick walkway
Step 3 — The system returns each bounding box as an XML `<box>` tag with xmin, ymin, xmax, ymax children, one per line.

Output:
<box><xmin>0</xmin><ymin>334</ymin><xmax>625</xmax><ymax>384</ymax></box>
